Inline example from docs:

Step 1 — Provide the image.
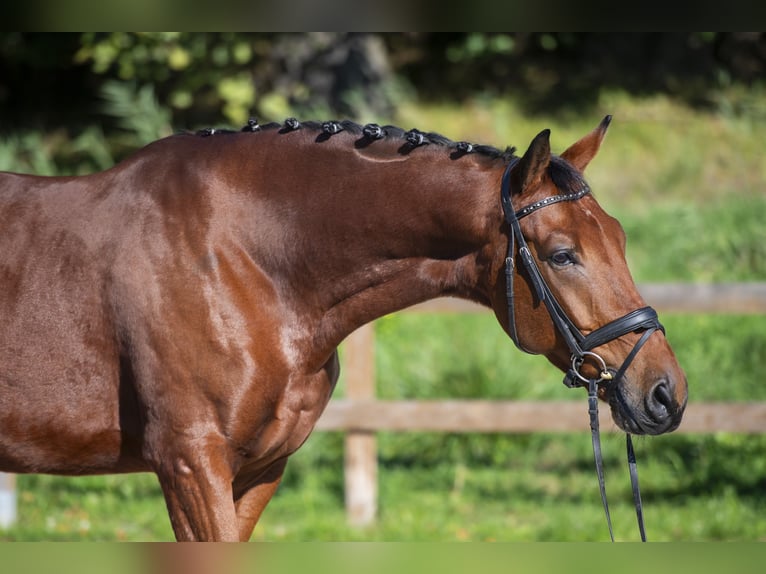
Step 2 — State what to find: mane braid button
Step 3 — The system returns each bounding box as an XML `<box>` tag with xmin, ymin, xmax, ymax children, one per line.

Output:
<box><xmin>456</xmin><ymin>141</ymin><xmax>474</xmax><ymax>153</ymax></box>
<box><xmin>405</xmin><ymin>129</ymin><xmax>427</xmax><ymax>147</ymax></box>
<box><xmin>322</xmin><ymin>121</ymin><xmax>343</xmax><ymax>135</ymax></box>
<box><xmin>284</xmin><ymin>118</ymin><xmax>301</xmax><ymax>131</ymax></box>
<box><xmin>362</xmin><ymin>123</ymin><xmax>385</xmax><ymax>140</ymax></box>
<box><xmin>241</xmin><ymin>118</ymin><xmax>260</xmax><ymax>132</ymax></box>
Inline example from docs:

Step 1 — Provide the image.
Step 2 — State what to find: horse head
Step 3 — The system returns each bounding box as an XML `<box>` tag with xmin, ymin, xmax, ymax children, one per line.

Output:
<box><xmin>490</xmin><ymin>117</ymin><xmax>687</xmax><ymax>435</ymax></box>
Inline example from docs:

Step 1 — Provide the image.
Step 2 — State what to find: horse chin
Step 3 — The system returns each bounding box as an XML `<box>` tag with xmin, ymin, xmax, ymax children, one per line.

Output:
<box><xmin>606</xmin><ymin>381</ymin><xmax>683</xmax><ymax>436</ymax></box>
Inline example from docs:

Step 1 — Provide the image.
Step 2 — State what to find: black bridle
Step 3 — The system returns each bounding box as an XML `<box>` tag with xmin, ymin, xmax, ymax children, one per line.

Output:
<box><xmin>500</xmin><ymin>158</ymin><xmax>664</xmax><ymax>541</ymax></box>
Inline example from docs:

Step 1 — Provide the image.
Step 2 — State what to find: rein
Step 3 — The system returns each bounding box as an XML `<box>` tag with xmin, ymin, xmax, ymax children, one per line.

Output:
<box><xmin>500</xmin><ymin>159</ymin><xmax>663</xmax><ymax>541</ymax></box>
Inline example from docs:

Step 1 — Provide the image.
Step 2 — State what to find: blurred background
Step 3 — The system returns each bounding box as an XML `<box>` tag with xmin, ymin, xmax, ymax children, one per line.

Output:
<box><xmin>2</xmin><ymin>33</ymin><xmax>766</xmax><ymax>170</ymax></box>
<box><xmin>1</xmin><ymin>32</ymin><xmax>765</xmax><ymax>541</ymax></box>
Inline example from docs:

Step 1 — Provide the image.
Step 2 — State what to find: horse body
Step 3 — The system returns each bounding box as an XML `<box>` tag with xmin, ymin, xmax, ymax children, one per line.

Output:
<box><xmin>0</xmin><ymin>120</ymin><xmax>687</xmax><ymax>540</ymax></box>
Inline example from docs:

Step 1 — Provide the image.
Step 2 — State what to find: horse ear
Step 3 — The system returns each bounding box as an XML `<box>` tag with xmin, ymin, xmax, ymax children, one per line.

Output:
<box><xmin>560</xmin><ymin>115</ymin><xmax>612</xmax><ymax>172</ymax></box>
<box><xmin>514</xmin><ymin>128</ymin><xmax>551</xmax><ymax>194</ymax></box>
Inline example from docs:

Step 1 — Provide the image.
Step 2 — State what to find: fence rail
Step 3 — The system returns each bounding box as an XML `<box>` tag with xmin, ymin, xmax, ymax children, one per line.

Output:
<box><xmin>317</xmin><ymin>400</ymin><xmax>766</xmax><ymax>434</ymax></box>
<box><xmin>402</xmin><ymin>281</ymin><xmax>766</xmax><ymax>315</ymax></box>
<box><xmin>321</xmin><ymin>282</ymin><xmax>766</xmax><ymax>525</ymax></box>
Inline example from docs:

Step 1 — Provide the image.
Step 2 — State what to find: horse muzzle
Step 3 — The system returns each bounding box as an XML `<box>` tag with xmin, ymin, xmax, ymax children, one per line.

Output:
<box><xmin>607</xmin><ymin>372</ymin><xmax>687</xmax><ymax>435</ymax></box>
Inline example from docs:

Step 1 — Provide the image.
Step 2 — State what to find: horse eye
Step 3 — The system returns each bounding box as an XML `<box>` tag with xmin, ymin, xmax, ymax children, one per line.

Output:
<box><xmin>549</xmin><ymin>250</ymin><xmax>576</xmax><ymax>267</ymax></box>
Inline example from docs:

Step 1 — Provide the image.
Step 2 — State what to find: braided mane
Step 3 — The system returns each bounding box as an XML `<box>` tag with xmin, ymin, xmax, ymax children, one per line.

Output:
<box><xmin>191</xmin><ymin>118</ymin><xmax>597</xmax><ymax>196</ymax></box>
<box><xmin>194</xmin><ymin>117</ymin><xmax>517</xmax><ymax>162</ymax></box>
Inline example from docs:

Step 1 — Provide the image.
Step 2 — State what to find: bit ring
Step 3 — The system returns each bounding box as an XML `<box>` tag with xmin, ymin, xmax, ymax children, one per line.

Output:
<box><xmin>571</xmin><ymin>351</ymin><xmax>613</xmax><ymax>384</ymax></box>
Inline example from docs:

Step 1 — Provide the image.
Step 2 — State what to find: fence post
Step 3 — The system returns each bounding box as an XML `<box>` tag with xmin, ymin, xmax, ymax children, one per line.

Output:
<box><xmin>343</xmin><ymin>323</ymin><xmax>377</xmax><ymax>526</ymax></box>
<box><xmin>0</xmin><ymin>473</ymin><xmax>17</xmax><ymax>529</ymax></box>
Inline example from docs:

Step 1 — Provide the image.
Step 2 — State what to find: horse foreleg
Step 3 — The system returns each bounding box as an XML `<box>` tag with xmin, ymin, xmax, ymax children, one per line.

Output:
<box><xmin>234</xmin><ymin>458</ymin><xmax>288</xmax><ymax>541</ymax></box>
<box><xmin>151</xmin><ymin>439</ymin><xmax>240</xmax><ymax>541</ymax></box>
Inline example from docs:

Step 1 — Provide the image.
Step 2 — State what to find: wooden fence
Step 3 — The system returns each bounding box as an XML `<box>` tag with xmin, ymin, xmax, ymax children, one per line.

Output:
<box><xmin>1</xmin><ymin>282</ymin><xmax>765</xmax><ymax>530</ymax></box>
<box><xmin>314</xmin><ymin>282</ymin><xmax>766</xmax><ymax>525</ymax></box>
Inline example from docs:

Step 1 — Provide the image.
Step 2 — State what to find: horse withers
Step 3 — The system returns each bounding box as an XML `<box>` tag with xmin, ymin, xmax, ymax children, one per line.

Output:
<box><xmin>0</xmin><ymin>117</ymin><xmax>687</xmax><ymax>540</ymax></box>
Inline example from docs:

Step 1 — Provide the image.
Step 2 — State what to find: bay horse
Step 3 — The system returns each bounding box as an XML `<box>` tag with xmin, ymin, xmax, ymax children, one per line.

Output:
<box><xmin>0</xmin><ymin>116</ymin><xmax>687</xmax><ymax>541</ymax></box>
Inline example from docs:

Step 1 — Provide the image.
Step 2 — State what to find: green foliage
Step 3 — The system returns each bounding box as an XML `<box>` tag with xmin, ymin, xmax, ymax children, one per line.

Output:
<box><xmin>446</xmin><ymin>33</ymin><xmax>515</xmax><ymax>62</ymax></box>
<box><xmin>99</xmin><ymin>80</ymin><xmax>172</xmax><ymax>144</ymax></box>
<box><xmin>662</xmin><ymin>314</ymin><xmax>766</xmax><ymax>402</ymax></box>
<box><xmin>0</xmin><ymin>131</ymin><xmax>58</xmax><ymax>175</ymax></box>
<box><xmin>70</xmin><ymin>33</ymin><xmax>402</xmax><ymax>127</ymax></box>
<box><xmin>372</xmin><ymin>313</ymin><xmax>566</xmax><ymax>402</ymax></box>
<box><xmin>75</xmin><ymin>32</ymin><xmax>256</xmax><ymax>126</ymax></box>
<box><xmin>0</xmin><ymin>127</ymin><xmax>113</xmax><ymax>176</ymax></box>
<box><xmin>0</xmin><ymin>79</ymin><xmax>170</xmax><ymax>174</ymax></box>
<box><xmin>621</xmin><ymin>196</ymin><xmax>766</xmax><ymax>282</ymax></box>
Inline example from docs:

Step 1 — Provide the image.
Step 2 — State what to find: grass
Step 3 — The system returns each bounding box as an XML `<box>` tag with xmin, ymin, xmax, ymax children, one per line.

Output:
<box><xmin>256</xmin><ymin>428</ymin><xmax>766</xmax><ymax>541</ymax></box>
<box><xmin>1</xmin><ymin>90</ymin><xmax>766</xmax><ymax>541</ymax></box>
<box><xmin>7</xmin><ymin>432</ymin><xmax>766</xmax><ymax>541</ymax></box>
<box><xmin>4</xmin><ymin>474</ymin><xmax>170</xmax><ymax>541</ymax></box>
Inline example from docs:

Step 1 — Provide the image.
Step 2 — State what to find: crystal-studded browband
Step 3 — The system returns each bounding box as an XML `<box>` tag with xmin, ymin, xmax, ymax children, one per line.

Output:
<box><xmin>514</xmin><ymin>184</ymin><xmax>591</xmax><ymax>220</ymax></box>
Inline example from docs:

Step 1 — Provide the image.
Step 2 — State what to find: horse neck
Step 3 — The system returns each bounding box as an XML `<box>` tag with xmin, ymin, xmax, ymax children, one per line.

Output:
<box><xmin>237</xmin><ymin>136</ymin><xmax>505</xmax><ymax>353</ymax></box>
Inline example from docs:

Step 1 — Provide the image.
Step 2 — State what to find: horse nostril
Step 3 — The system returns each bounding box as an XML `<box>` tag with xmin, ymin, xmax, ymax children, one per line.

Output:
<box><xmin>648</xmin><ymin>378</ymin><xmax>674</xmax><ymax>420</ymax></box>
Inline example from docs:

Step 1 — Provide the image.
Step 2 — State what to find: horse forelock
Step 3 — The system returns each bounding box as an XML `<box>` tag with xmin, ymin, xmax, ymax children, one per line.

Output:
<box><xmin>192</xmin><ymin>118</ymin><xmax>518</xmax><ymax>163</ymax></box>
<box><xmin>548</xmin><ymin>155</ymin><xmax>590</xmax><ymax>196</ymax></box>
